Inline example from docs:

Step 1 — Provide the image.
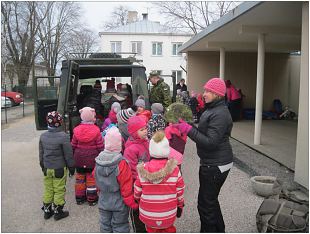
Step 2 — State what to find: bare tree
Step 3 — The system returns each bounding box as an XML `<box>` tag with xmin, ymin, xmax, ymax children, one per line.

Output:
<box><xmin>102</xmin><ymin>5</ymin><xmax>131</xmax><ymax>30</ymax></box>
<box><xmin>63</xmin><ymin>27</ymin><xmax>99</xmax><ymax>59</ymax></box>
<box><xmin>1</xmin><ymin>1</ymin><xmax>50</xmax><ymax>88</ymax></box>
<box><xmin>152</xmin><ymin>1</ymin><xmax>238</xmax><ymax>34</ymax></box>
<box><xmin>38</xmin><ymin>2</ymin><xmax>81</xmax><ymax>77</ymax></box>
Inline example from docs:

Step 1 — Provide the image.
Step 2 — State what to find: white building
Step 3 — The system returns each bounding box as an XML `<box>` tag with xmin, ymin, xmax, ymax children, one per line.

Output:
<box><xmin>99</xmin><ymin>12</ymin><xmax>193</xmax><ymax>89</ymax></box>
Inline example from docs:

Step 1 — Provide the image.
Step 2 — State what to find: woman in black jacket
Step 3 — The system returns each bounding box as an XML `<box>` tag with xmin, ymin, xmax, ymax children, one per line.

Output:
<box><xmin>174</xmin><ymin>77</ymin><xmax>233</xmax><ymax>233</ymax></box>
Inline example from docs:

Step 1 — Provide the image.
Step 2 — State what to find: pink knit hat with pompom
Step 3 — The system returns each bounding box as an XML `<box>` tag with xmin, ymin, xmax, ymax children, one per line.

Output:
<box><xmin>204</xmin><ymin>78</ymin><xmax>226</xmax><ymax>97</ymax></box>
<box><xmin>79</xmin><ymin>107</ymin><xmax>96</xmax><ymax>123</ymax></box>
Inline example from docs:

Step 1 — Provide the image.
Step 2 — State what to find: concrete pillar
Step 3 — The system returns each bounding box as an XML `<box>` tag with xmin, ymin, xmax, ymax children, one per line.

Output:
<box><xmin>254</xmin><ymin>34</ymin><xmax>265</xmax><ymax>145</ymax></box>
<box><xmin>219</xmin><ymin>48</ymin><xmax>225</xmax><ymax>80</ymax></box>
<box><xmin>294</xmin><ymin>2</ymin><xmax>309</xmax><ymax>189</ymax></box>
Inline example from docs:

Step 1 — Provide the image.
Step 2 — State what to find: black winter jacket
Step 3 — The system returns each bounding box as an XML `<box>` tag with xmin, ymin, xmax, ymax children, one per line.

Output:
<box><xmin>188</xmin><ymin>99</ymin><xmax>233</xmax><ymax>166</ymax></box>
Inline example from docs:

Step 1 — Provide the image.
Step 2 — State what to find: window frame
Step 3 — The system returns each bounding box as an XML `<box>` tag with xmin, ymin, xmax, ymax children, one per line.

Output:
<box><xmin>172</xmin><ymin>70</ymin><xmax>183</xmax><ymax>83</ymax></box>
<box><xmin>131</xmin><ymin>41</ymin><xmax>142</xmax><ymax>55</ymax></box>
<box><xmin>172</xmin><ymin>42</ymin><xmax>183</xmax><ymax>56</ymax></box>
<box><xmin>152</xmin><ymin>42</ymin><xmax>163</xmax><ymax>56</ymax></box>
<box><xmin>110</xmin><ymin>41</ymin><xmax>122</xmax><ymax>53</ymax></box>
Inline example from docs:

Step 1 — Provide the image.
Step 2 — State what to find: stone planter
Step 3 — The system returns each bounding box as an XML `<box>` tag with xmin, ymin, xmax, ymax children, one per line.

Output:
<box><xmin>250</xmin><ymin>176</ymin><xmax>278</xmax><ymax>197</ymax></box>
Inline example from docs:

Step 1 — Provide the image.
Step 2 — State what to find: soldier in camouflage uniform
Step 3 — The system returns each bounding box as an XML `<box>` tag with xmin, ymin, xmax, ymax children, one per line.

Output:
<box><xmin>148</xmin><ymin>71</ymin><xmax>172</xmax><ymax>108</ymax></box>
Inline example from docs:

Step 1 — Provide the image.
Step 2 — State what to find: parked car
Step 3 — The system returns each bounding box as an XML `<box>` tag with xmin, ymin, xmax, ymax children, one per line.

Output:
<box><xmin>1</xmin><ymin>88</ymin><xmax>23</xmax><ymax>106</ymax></box>
<box><xmin>1</xmin><ymin>96</ymin><xmax>12</xmax><ymax>108</ymax></box>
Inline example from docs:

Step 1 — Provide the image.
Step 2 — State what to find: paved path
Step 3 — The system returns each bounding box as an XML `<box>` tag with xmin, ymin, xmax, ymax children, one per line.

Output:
<box><xmin>2</xmin><ymin>113</ymin><xmax>272</xmax><ymax>232</ymax></box>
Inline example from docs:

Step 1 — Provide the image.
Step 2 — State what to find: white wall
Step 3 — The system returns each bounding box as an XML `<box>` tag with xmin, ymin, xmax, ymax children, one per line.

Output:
<box><xmin>100</xmin><ymin>34</ymin><xmax>192</xmax><ymax>89</ymax></box>
<box><xmin>294</xmin><ymin>2</ymin><xmax>309</xmax><ymax>189</ymax></box>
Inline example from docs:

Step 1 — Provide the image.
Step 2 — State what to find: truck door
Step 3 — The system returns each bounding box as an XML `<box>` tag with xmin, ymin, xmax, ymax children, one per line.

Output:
<box><xmin>33</xmin><ymin>76</ymin><xmax>61</xmax><ymax>130</ymax></box>
<box><xmin>57</xmin><ymin>60</ymin><xmax>79</xmax><ymax>136</ymax></box>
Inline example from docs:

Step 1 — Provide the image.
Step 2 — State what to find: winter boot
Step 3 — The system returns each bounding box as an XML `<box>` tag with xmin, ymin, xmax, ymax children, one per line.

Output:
<box><xmin>53</xmin><ymin>205</ymin><xmax>69</xmax><ymax>221</ymax></box>
<box><xmin>41</xmin><ymin>203</ymin><xmax>54</xmax><ymax>220</ymax></box>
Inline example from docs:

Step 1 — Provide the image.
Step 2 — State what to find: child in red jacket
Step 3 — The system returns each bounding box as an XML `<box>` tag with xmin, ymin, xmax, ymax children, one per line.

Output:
<box><xmin>71</xmin><ymin>107</ymin><xmax>104</xmax><ymax>206</ymax></box>
<box><xmin>134</xmin><ymin>131</ymin><xmax>185</xmax><ymax>233</ymax></box>
<box><xmin>135</xmin><ymin>97</ymin><xmax>151</xmax><ymax>123</ymax></box>
<box><xmin>95</xmin><ymin>126</ymin><xmax>138</xmax><ymax>232</ymax></box>
<box><xmin>124</xmin><ymin>115</ymin><xmax>150</xmax><ymax>232</ymax></box>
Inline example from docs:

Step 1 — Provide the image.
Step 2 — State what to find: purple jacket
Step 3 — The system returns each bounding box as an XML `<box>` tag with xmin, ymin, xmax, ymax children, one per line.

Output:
<box><xmin>71</xmin><ymin>123</ymin><xmax>104</xmax><ymax>169</ymax></box>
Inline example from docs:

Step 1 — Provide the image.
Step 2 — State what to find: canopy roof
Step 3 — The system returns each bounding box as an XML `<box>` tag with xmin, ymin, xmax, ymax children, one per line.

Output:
<box><xmin>179</xmin><ymin>2</ymin><xmax>302</xmax><ymax>53</ymax></box>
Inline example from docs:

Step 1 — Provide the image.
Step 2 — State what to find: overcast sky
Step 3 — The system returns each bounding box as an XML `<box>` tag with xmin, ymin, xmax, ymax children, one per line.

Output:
<box><xmin>80</xmin><ymin>1</ymin><xmax>160</xmax><ymax>33</ymax></box>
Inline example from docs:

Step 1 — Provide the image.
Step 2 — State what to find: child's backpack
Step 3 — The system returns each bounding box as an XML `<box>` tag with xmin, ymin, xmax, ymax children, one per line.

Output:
<box><xmin>256</xmin><ymin>189</ymin><xmax>309</xmax><ymax>232</ymax></box>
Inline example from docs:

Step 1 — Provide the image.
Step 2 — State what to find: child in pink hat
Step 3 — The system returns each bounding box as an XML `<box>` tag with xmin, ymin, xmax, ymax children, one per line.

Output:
<box><xmin>71</xmin><ymin>106</ymin><xmax>104</xmax><ymax>206</ymax></box>
<box><xmin>123</xmin><ymin>115</ymin><xmax>150</xmax><ymax>233</ymax></box>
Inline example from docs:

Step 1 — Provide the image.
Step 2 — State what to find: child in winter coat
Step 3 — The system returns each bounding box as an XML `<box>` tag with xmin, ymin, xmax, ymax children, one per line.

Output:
<box><xmin>71</xmin><ymin>107</ymin><xmax>104</xmax><ymax>206</ymax></box>
<box><xmin>101</xmin><ymin>102</ymin><xmax>121</xmax><ymax>132</ymax></box>
<box><xmin>39</xmin><ymin>111</ymin><xmax>75</xmax><ymax>221</ymax></box>
<box><xmin>95</xmin><ymin>127</ymin><xmax>138</xmax><ymax>232</ymax></box>
<box><xmin>116</xmin><ymin>107</ymin><xmax>136</xmax><ymax>142</ymax></box>
<box><xmin>147</xmin><ymin>103</ymin><xmax>167</xmax><ymax>139</ymax></box>
<box><xmin>124</xmin><ymin>115</ymin><xmax>150</xmax><ymax>232</ymax></box>
<box><xmin>135</xmin><ymin>98</ymin><xmax>151</xmax><ymax>123</ymax></box>
<box><xmin>134</xmin><ymin>131</ymin><xmax>185</xmax><ymax>233</ymax></box>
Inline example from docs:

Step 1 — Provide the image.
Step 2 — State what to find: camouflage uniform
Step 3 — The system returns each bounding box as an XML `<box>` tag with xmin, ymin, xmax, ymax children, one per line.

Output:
<box><xmin>149</xmin><ymin>79</ymin><xmax>172</xmax><ymax>108</ymax></box>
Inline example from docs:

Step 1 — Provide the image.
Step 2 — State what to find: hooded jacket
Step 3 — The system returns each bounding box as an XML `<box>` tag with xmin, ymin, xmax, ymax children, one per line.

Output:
<box><xmin>124</xmin><ymin>134</ymin><xmax>150</xmax><ymax>181</ymax></box>
<box><xmin>39</xmin><ymin>127</ymin><xmax>74</xmax><ymax>169</ymax></box>
<box><xmin>95</xmin><ymin>151</ymin><xmax>137</xmax><ymax>211</ymax></box>
<box><xmin>71</xmin><ymin>123</ymin><xmax>104</xmax><ymax>169</ymax></box>
<box><xmin>134</xmin><ymin>158</ymin><xmax>185</xmax><ymax>229</ymax></box>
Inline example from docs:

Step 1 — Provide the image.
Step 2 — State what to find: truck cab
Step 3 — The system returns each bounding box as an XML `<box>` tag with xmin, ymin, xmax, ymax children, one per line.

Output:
<box><xmin>33</xmin><ymin>53</ymin><xmax>149</xmax><ymax>137</ymax></box>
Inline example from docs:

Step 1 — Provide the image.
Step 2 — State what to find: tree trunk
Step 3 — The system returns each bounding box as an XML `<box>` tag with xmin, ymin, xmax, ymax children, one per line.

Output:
<box><xmin>17</xmin><ymin>64</ymin><xmax>31</xmax><ymax>87</ymax></box>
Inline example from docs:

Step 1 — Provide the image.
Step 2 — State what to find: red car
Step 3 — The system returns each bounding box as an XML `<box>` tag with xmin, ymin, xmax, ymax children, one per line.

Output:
<box><xmin>1</xmin><ymin>88</ymin><xmax>23</xmax><ymax>106</ymax></box>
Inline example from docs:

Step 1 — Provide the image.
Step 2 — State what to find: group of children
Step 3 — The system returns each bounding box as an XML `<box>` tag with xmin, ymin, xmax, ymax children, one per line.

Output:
<box><xmin>39</xmin><ymin>96</ymin><xmax>187</xmax><ymax>233</ymax></box>
<box><xmin>176</xmin><ymin>89</ymin><xmax>204</xmax><ymax>123</ymax></box>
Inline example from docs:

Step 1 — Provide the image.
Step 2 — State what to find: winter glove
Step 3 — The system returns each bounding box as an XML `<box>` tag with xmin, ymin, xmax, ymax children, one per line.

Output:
<box><xmin>177</xmin><ymin>207</ymin><xmax>183</xmax><ymax>218</ymax></box>
<box><xmin>68</xmin><ymin>167</ymin><xmax>75</xmax><ymax>177</ymax></box>
<box><xmin>173</xmin><ymin>119</ymin><xmax>192</xmax><ymax>135</ymax></box>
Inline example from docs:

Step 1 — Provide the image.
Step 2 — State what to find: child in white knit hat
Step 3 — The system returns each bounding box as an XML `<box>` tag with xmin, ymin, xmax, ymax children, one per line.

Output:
<box><xmin>134</xmin><ymin>130</ymin><xmax>185</xmax><ymax>233</ymax></box>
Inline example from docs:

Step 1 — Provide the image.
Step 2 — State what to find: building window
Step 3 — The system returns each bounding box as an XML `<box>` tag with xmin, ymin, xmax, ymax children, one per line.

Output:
<box><xmin>111</xmin><ymin>41</ymin><xmax>121</xmax><ymax>53</ymax></box>
<box><xmin>131</xmin><ymin>41</ymin><xmax>142</xmax><ymax>55</ymax></box>
<box><xmin>172</xmin><ymin>43</ymin><xmax>183</xmax><ymax>56</ymax></box>
<box><xmin>172</xmin><ymin>70</ymin><xmax>183</xmax><ymax>83</ymax></box>
<box><xmin>152</xmin><ymin>42</ymin><xmax>163</xmax><ymax>56</ymax></box>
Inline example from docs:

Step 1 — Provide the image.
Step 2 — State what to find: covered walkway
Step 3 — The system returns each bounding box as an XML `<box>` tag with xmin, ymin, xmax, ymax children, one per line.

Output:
<box><xmin>231</xmin><ymin>120</ymin><xmax>297</xmax><ymax>171</ymax></box>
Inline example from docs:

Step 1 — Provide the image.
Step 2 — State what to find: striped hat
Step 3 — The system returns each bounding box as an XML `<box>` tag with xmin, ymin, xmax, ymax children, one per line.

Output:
<box><xmin>117</xmin><ymin>108</ymin><xmax>136</xmax><ymax>124</ymax></box>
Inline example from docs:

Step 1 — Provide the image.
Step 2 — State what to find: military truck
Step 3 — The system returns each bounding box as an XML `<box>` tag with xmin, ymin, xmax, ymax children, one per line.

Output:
<box><xmin>33</xmin><ymin>53</ymin><xmax>150</xmax><ymax>137</ymax></box>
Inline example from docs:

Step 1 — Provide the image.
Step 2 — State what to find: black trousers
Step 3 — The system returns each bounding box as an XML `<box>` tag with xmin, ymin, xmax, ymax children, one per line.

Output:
<box><xmin>198</xmin><ymin>165</ymin><xmax>230</xmax><ymax>233</ymax></box>
<box><xmin>129</xmin><ymin>208</ymin><xmax>146</xmax><ymax>233</ymax></box>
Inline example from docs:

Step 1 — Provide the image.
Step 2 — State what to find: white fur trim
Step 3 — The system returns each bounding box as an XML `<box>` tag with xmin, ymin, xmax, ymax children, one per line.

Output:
<box><xmin>149</xmin><ymin>137</ymin><xmax>170</xmax><ymax>158</ymax></box>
